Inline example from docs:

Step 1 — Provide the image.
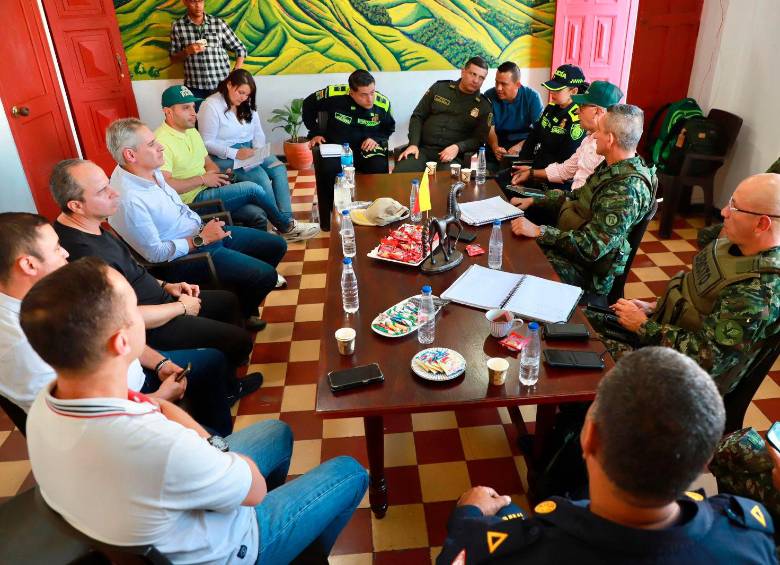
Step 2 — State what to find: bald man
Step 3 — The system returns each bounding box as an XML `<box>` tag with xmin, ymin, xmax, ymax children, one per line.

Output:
<box><xmin>588</xmin><ymin>173</ymin><xmax>780</xmax><ymax>394</ymax></box>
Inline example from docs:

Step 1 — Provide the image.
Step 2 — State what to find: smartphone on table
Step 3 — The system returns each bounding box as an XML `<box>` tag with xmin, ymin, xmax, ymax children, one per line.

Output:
<box><xmin>328</xmin><ymin>363</ymin><xmax>384</xmax><ymax>392</ymax></box>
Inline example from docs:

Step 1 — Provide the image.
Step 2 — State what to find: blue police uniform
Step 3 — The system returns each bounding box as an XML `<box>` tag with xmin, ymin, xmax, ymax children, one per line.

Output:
<box><xmin>437</xmin><ymin>493</ymin><xmax>777</xmax><ymax>564</ymax></box>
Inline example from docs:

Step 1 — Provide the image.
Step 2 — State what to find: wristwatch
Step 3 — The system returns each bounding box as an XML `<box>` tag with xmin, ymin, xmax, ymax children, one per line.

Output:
<box><xmin>207</xmin><ymin>435</ymin><xmax>229</xmax><ymax>452</ymax></box>
<box><xmin>538</xmin><ymin>225</ymin><xmax>547</xmax><ymax>238</ymax></box>
<box><xmin>193</xmin><ymin>233</ymin><xmax>206</xmax><ymax>248</ymax></box>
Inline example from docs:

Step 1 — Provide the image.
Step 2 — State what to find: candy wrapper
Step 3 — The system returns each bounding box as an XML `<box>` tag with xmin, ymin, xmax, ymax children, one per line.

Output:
<box><xmin>465</xmin><ymin>244</ymin><xmax>485</xmax><ymax>257</ymax></box>
<box><xmin>498</xmin><ymin>331</ymin><xmax>530</xmax><ymax>352</ymax></box>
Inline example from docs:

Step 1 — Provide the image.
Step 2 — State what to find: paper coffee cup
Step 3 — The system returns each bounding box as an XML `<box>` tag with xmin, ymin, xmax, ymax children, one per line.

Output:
<box><xmin>425</xmin><ymin>161</ymin><xmax>437</xmax><ymax>175</ymax></box>
<box><xmin>487</xmin><ymin>357</ymin><xmax>509</xmax><ymax>385</ymax></box>
<box><xmin>450</xmin><ymin>163</ymin><xmax>462</xmax><ymax>178</ymax></box>
<box><xmin>335</xmin><ymin>327</ymin><xmax>356</xmax><ymax>355</ymax></box>
<box><xmin>461</xmin><ymin>168</ymin><xmax>472</xmax><ymax>182</ymax></box>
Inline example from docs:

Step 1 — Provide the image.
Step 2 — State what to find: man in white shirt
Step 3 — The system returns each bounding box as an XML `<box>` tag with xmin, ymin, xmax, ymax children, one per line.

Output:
<box><xmin>106</xmin><ymin>117</ymin><xmax>286</xmax><ymax>321</ymax></box>
<box><xmin>505</xmin><ymin>81</ymin><xmax>623</xmax><ymax>205</ymax></box>
<box><xmin>0</xmin><ymin>212</ymin><xmax>236</xmax><ymax>436</ymax></box>
<box><xmin>23</xmin><ymin>257</ymin><xmax>368</xmax><ymax>563</ymax></box>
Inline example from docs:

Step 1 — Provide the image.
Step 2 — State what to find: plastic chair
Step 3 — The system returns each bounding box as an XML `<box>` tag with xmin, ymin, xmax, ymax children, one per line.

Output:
<box><xmin>0</xmin><ymin>487</ymin><xmax>171</xmax><ymax>564</ymax></box>
<box><xmin>0</xmin><ymin>394</ymin><xmax>26</xmax><ymax>436</ymax></box>
<box><xmin>658</xmin><ymin>109</ymin><xmax>743</xmax><ymax>238</ymax></box>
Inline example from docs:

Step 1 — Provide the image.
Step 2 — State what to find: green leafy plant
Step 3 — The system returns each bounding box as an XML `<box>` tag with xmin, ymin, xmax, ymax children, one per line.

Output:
<box><xmin>269</xmin><ymin>98</ymin><xmax>306</xmax><ymax>143</ymax></box>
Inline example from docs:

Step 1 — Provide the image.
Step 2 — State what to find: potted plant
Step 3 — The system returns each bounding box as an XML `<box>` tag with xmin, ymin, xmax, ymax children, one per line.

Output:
<box><xmin>269</xmin><ymin>98</ymin><xmax>313</xmax><ymax>171</ymax></box>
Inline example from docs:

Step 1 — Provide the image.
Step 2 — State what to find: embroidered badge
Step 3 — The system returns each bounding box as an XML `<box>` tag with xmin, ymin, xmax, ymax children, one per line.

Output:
<box><xmin>751</xmin><ymin>504</ymin><xmax>767</xmax><ymax>527</ymax></box>
<box><xmin>434</xmin><ymin>95</ymin><xmax>451</xmax><ymax>106</ymax></box>
<box><xmin>604</xmin><ymin>213</ymin><xmax>619</xmax><ymax>227</ymax></box>
<box><xmin>571</xmin><ymin>123</ymin><xmax>584</xmax><ymax>140</ymax></box>
<box><xmin>534</xmin><ymin>500</ymin><xmax>557</xmax><ymax>514</ymax></box>
<box><xmin>470</xmin><ymin>107</ymin><xmax>479</xmax><ymax>118</ymax></box>
<box><xmin>714</xmin><ymin>319</ymin><xmax>744</xmax><ymax>346</ymax></box>
<box><xmin>486</xmin><ymin>531</ymin><xmax>508</xmax><ymax>554</ymax></box>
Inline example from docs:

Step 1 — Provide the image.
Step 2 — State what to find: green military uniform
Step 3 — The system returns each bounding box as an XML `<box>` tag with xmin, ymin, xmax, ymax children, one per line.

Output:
<box><xmin>394</xmin><ymin>79</ymin><xmax>493</xmax><ymax>173</ymax></box>
<box><xmin>588</xmin><ymin>236</ymin><xmax>780</xmax><ymax>393</ymax></box>
<box><xmin>532</xmin><ymin>156</ymin><xmax>655</xmax><ymax>295</ymax></box>
<box><xmin>710</xmin><ymin>427</ymin><xmax>780</xmax><ymax>534</ymax></box>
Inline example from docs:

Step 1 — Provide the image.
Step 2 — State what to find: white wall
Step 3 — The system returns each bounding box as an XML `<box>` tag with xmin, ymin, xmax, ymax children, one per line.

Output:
<box><xmin>688</xmin><ymin>0</ymin><xmax>780</xmax><ymax>206</ymax></box>
<box><xmin>132</xmin><ymin>67</ymin><xmax>552</xmax><ymax>154</ymax></box>
<box><xmin>0</xmin><ymin>98</ymin><xmax>37</xmax><ymax>213</ymax></box>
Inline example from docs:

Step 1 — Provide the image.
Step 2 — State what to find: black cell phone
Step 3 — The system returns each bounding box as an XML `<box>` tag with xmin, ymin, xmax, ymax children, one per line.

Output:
<box><xmin>586</xmin><ymin>303</ymin><xmax>614</xmax><ymax>316</ymax></box>
<box><xmin>543</xmin><ymin>349</ymin><xmax>605</xmax><ymax>370</ymax></box>
<box><xmin>512</xmin><ymin>160</ymin><xmax>533</xmax><ymax>167</ymax></box>
<box><xmin>767</xmin><ymin>422</ymin><xmax>780</xmax><ymax>453</ymax></box>
<box><xmin>175</xmin><ymin>362</ymin><xmax>192</xmax><ymax>383</ymax></box>
<box><xmin>505</xmin><ymin>185</ymin><xmax>545</xmax><ymax>198</ymax></box>
<box><xmin>543</xmin><ymin>323</ymin><xmax>590</xmax><ymax>340</ymax></box>
<box><xmin>328</xmin><ymin>363</ymin><xmax>384</xmax><ymax>392</ymax></box>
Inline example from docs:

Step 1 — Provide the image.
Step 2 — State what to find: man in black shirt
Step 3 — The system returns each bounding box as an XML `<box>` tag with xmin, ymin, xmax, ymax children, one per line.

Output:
<box><xmin>50</xmin><ymin>158</ymin><xmax>262</xmax><ymax>402</ymax></box>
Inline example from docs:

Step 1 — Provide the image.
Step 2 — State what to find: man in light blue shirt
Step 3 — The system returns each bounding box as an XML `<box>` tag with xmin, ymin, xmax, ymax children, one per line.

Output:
<box><xmin>106</xmin><ymin>117</ymin><xmax>286</xmax><ymax>321</ymax></box>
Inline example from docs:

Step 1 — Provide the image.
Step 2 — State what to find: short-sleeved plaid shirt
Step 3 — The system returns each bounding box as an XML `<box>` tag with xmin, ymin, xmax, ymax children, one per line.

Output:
<box><xmin>170</xmin><ymin>14</ymin><xmax>247</xmax><ymax>91</ymax></box>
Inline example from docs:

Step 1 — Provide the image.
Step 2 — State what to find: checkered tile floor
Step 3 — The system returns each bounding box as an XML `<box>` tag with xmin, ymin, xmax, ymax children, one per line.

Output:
<box><xmin>2</xmin><ymin>170</ymin><xmax>779</xmax><ymax>563</ymax></box>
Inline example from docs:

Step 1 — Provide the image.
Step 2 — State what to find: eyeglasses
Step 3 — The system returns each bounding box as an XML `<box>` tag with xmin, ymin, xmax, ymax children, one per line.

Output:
<box><xmin>727</xmin><ymin>198</ymin><xmax>780</xmax><ymax>219</ymax></box>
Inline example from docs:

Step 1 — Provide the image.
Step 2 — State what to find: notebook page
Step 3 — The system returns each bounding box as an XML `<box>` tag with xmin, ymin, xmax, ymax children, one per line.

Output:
<box><xmin>319</xmin><ymin>144</ymin><xmax>342</xmax><ymax>158</ymax></box>
<box><xmin>504</xmin><ymin>275</ymin><xmax>583</xmax><ymax>323</ymax></box>
<box><xmin>440</xmin><ymin>265</ymin><xmax>523</xmax><ymax>310</ymax></box>
<box><xmin>459</xmin><ymin>197</ymin><xmax>523</xmax><ymax>226</ymax></box>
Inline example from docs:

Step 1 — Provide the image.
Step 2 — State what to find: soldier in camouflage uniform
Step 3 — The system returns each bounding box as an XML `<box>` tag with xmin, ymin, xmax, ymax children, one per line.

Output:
<box><xmin>587</xmin><ymin>173</ymin><xmax>780</xmax><ymax>394</ymax></box>
<box><xmin>510</xmin><ymin>104</ymin><xmax>655</xmax><ymax>295</ymax></box>
<box><xmin>394</xmin><ymin>56</ymin><xmax>493</xmax><ymax>173</ymax></box>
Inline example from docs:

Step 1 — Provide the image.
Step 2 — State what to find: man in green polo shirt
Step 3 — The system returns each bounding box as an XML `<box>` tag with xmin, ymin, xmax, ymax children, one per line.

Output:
<box><xmin>154</xmin><ymin>85</ymin><xmax>318</xmax><ymax>242</ymax></box>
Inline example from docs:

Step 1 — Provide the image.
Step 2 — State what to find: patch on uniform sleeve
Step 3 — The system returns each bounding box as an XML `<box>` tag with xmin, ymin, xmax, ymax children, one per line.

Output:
<box><xmin>714</xmin><ymin>319</ymin><xmax>744</xmax><ymax>346</ymax></box>
<box><xmin>604</xmin><ymin>213</ymin><xmax>619</xmax><ymax>227</ymax></box>
<box><xmin>751</xmin><ymin>504</ymin><xmax>767</xmax><ymax>527</ymax></box>
<box><xmin>488</xmin><ymin>112</ymin><xmax>494</xmax><ymax>127</ymax></box>
<box><xmin>452</xmin><ymin>549</ymin><xmax>466</xmax><ymax>565</ymax></box>
<box><xmin>534</xmin><ymin>500</ymin><xmax>557</xmax><ymax>514</ymax></box>
<box><xmin>571</xmin><ymin>123</ymin><xmax>584</xmax><ymax>140</ymax></box>
<box><xmin>486</xmin><ymin>531</ymin><xmax>509</xmax><ymax>554</ymax></box>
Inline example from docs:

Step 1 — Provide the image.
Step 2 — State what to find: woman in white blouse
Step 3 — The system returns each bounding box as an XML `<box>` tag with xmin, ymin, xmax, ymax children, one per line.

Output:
<box><xmin>198</xmin><ymin>69</ymin><xmax>318</xmax><ymax>241</ymax></box>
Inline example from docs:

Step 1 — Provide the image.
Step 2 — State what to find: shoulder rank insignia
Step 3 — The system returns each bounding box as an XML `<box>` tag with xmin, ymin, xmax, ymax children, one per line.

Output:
<box><xmin>486</xmin><ymin>531</ymin><xmax>508</xmax><ymax>554</ymax></box>
<box><xmin>751</xmin><ymin>504</ymin><xmax>767</xmax><ymax>527</ymax></box>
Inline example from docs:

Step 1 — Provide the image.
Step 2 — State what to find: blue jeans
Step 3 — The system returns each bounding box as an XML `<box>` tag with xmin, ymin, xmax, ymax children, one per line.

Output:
<box><xmin>211</xmin><ymin>142</ymin><xmax>293</xmax><ymax>227</ymax></box>
<box><xmin>226</xmin><ymin>421</ymin><xmax>368</xmax><ymax>564</ymax></box>
<box><xmin>142</xmin><ymin>347</ymin><xmax>233</xmax><ymax>436</ymax></box>
<box><xmin>195</xmin><ymin>179</ymin><xmax>291</xmax><ymax>232</ymax></box>
<box><xmin>169</xmin><ymin>226</ymin><xmax>287</xmax><ymax>318</ymax></box>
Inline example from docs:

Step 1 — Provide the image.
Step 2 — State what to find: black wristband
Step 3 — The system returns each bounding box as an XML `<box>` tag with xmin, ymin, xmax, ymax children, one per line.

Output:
<box><xmin>154</xmin><ymin>358</ymin><xmax>170</xmax><ymax>377</ymax></box>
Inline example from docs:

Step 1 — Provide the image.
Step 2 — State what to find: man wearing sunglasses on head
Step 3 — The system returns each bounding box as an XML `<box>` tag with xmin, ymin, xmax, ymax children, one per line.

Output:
<box><xmin>587</xmin><ymin>173</ymin><xmax>780</xmax><ymax>394</ymax></box>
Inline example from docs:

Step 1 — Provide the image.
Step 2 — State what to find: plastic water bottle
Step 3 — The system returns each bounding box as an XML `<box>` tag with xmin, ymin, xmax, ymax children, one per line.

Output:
<box><xmin>488</xmin><ymin>220</ymin><xmax>503</xmax><ymax>269</ymax></box>
<box><xmin>417</xmin><ymin>285</ymin><xmax>435</xmax><ymax>344</ymax></box>
<box><xmin>519</xmin><ymin>322</ymin><xmax>541</xmax><ymax>386</ymax></box>
<box><xmin>311</xmin><ymin>198</ymin><xmax>319</xmax><ymax>224</ymax></box>
<box><xmin>410</xmin><ymin>179</ymin><xmax>421</xmax><ymax>223</ymax></box>
<box><xmin>340</xmin><ymin>210</ymin><xmax>356</xmax><ymax>258</ymax></box>
<box><xmin>333</xmin><ymin>172</ymin><xmax>351</xmax><ymax>212</ymax></box>
<box><xmin>340</xmin><ymin>143</ymin><xmax>354</xmax><ymax>170</ymax></box>
<box><xmin>476</xmin><ymin>145</ymin><xmax>487</xmax><ymax>185</ymax></box>
<box><xmin>341</xmin><ymin>258</ymin><xmax>359</xmax><ymax>313</ymax></box>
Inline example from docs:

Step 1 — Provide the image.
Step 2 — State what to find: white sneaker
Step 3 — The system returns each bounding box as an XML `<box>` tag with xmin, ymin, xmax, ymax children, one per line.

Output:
<box><xmin>276</xmin><ymin>274</ymin><xmax>287</xmax><ymax>288</ymax></box>
<box><xmin>281</xmin><ymin>220</ymin><xmax>320</xmax><ymax>242</ymax></box>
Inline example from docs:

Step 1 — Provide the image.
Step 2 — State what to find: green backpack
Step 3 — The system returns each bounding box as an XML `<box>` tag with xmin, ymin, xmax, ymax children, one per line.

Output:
<box><xmin>648</xmin><ymin>98</ymin><xmax>704</xmax><ymax>173</ymax></box>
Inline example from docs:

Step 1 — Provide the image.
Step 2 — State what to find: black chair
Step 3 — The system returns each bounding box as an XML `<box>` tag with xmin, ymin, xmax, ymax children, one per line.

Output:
<box><xmin>722</xmin><ymin>335</ymin><xmax>780</xmax><ymax>434</ymax></box>
<box><xmin>0</xmin><ymin>487</ymin><xmax>171</xmax><ymax>564</ymax></box>
<box><xmin>658</xmin><ymin>109</ymin><xmax>743</xmax><ymax>238</ymax></box>
<box><xmin>312</xmin><ymin>144</ymin><xmax>342</xmax><ymax>232</ymax></box>
<box><xmin>0</xmin><ymin>394</ymin><xmax>26</xmax><ymax>436</ymax></box>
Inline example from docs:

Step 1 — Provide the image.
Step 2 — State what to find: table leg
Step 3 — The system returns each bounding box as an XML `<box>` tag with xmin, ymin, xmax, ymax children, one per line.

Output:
<box><xmin>364</xmin><ymin>415</ymin><xmax>388</xmax><ymax>518</ymax></box>
<box><xmin>532</xmin><ymin>404</ymin><xmax>557</xmax><ymax>465</ymax></box>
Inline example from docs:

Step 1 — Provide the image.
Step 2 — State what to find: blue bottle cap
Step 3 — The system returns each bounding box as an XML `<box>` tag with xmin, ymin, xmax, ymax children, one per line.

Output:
<box><xmin>342</xmin><ymin>210</ymin><xmax>349</xmax><ymax>215</ymax></box>
<box><xmin>422</xmin><ymin>285</ymin><xmax>432</xmax><ymax>294</ymax></box>
<box><xmin>343</xmin><ymin>257</ymin><xmax>352</xmax><ymax>264</ymax></box>
<box><xmin>412</xmin><ymin>179</ymin><xmax>419</xmax><ymax>185</ymax></box>
<box><xmin>343</xmin><ymin>143</ymin><xmax>349</xmax><ymax>147</ymax></box>
<box><xmin>528</xmin><ymin>322</ymin><xmax>539</xmax><ymax>330</ymax></box>
<box><xmin>493</xmin><ymin>220</ymin><xmax>501</xmax><ymax>226</ymax></box>
<box><xmin>337</xmin><ymin>172</ymin><xmax>344</xmax><ymax>177</ymax></box>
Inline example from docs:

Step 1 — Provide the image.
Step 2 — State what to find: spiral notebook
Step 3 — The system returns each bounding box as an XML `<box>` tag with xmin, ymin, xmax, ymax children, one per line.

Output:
<box><xmin>440</xmin><ymin>265</ymin><xmax>583</xmax><ymax>323</ymax></box>
<box><xmin>459</xmin><ymin>196</ymin><xmax>523</xmax><ymax>226</ymax></box>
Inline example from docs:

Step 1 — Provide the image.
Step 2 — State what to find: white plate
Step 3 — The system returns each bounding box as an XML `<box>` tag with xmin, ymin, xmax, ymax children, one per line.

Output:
<box><xmin>371</xmin><ymin>297</ymin><xmax>420</xmax><ymax>338</ymax></box>
<box><xmin>411</xmin><ymin>348</ymin><xmax>466</xmax><ymax>382</ymax></box>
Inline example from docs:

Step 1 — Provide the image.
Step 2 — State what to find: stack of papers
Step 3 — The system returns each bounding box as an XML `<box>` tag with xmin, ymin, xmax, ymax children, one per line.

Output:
<box><xmin>459</xmin><ymin>197</ymin><xmax>523</xmax><ymax>226</ymax></box>
<box><xmin>319</xmin><ymin>144</ymin><xmax>343</xmax><ymax>158</ymax></box>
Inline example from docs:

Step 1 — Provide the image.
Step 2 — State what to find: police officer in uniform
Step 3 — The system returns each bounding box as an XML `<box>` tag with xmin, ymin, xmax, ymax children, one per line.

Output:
<box><xmin>511</xmin><ymin>104</ymin><xmax>655</xmax><ymax>296</ymax></box>
<box><xmin>303</xmin><ymin>69</ymin><xmax>395</xmax><ymax>174</ymax></box>
<box><xmin>438</xmin><ymin>347</ymin><xmax>777</xmax><ymax>564</ymax></box>
<box><xmin>394</xmin><ymin>56</ymin><xmax>493</xmax><ymax>173</ymax></box>
<box><xmin>588</xmin><ymin>173</ymin><xmax>780</xmax><ymax>394</ymax></box>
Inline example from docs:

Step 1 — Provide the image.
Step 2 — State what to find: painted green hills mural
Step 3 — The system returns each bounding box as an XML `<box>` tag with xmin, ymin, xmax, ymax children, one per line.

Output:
<box><xmin>115</xmin><ymin>0</ymin><xmax>556</xmax><ymax>79</ymax></box>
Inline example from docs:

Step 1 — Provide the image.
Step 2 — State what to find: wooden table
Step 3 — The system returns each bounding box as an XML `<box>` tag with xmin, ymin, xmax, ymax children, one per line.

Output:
<box><xmin>315</xmin><ymin>172</ymin><xmax>613</xmax><ymax>518</ymax></box>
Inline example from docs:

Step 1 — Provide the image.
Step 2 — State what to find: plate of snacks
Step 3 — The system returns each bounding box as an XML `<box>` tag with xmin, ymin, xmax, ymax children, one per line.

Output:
<box><xmin>371</xmin><ymin>295</ymin><xmax>447</xmax><ymax>338</ymax></box>
<box><xmin>367</xmin><ymin>223</ymin><xmax>439</xmax><ymax>266</ymax></box>
<box><xmin>411</xmin><ymin>348</ymin><xmax>466</xmax><ymax>382</ymax></box>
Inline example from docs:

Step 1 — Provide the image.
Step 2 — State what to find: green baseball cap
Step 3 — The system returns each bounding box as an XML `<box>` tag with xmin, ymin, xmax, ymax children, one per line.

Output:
<box><xmin>571</xmin><ymin>80</ymin><xmax>624</xmax><ymax>108</ymax></box>
<box><xmin>161</xmin><ymin>85</ymin><xmax>202</xmax><ymax>108</ymax></box>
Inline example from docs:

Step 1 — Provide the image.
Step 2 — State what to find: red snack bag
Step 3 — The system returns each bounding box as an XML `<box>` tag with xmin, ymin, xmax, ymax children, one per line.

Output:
<box><xmin>499</xmin><ymin>332</ymin><xmax>529</xmax><ymax>352</ymax></box>
<box><xmin>466</xmin><ymin>243</ymin><xmax>485</xmax><ymax>257</ymax></box>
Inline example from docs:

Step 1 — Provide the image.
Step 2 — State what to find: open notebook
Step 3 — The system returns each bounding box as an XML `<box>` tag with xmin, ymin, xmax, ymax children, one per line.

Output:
<box><xmin>441</xmin><ymin>265</ymin><xmax>583</xmax><ymax>323</ymax></box>
<box><xmin>459</xmin><ymin>196</ymin><xmax>523</xmax><ymax>226</ymax></box>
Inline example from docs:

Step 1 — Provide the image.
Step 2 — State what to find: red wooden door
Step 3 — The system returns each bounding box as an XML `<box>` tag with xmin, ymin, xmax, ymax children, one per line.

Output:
<box><xmin>41</xmin><ymin>0</ymin><xmax>139</xmax><ymax>175</ymax></box>
<box><xmin>627</xmin><ymin>0</ymin><xmax>704</xmax><ymax>145</ymax></box>
<box><xmin>0</xmin><ymin>0</ymin><xmax>78</xmax><ymax>219</ymax></box>
<box><xmin>551</xmin><ymin>0</ymin><xmax>640</xmax><ymax>95</ymax></box>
